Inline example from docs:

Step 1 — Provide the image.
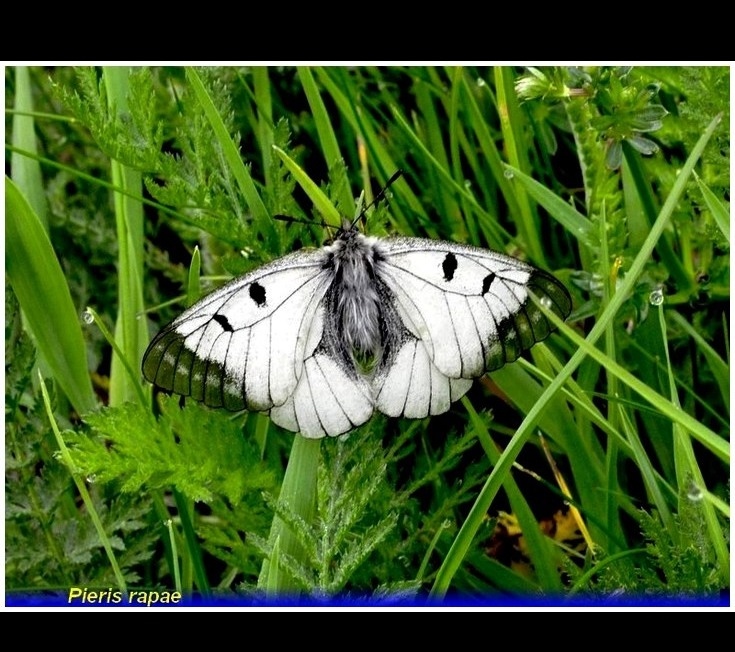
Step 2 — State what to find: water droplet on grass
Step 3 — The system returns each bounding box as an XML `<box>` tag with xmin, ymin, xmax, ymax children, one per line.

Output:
<box><xmin>649</xmin><ymin>287</ymin><xmax>664</xmax><ymax>306</ymax></box>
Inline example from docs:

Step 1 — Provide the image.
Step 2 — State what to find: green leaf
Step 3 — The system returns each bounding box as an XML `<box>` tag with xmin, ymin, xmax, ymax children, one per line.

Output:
<box><xmin>504</xmin><ymin>164</ymin><xmax>590</xmax><ymax>240</ymax></box>
<box><xmin>694</xmin><ymin>170</ymin><xmax>730</xmax><ymax>244</ymax></box>
<box><xmin>103</xmin><ymin>67</ymin><xmax>149</xmax><ymax>408</ymax></box>
<box><xmin>430</xmin><ymin>112</ymin><xmax>725</xmax><ymax>600</ymax></box>
<box><xmin>185</xmin><ymin>66</ymin><xmax>275</xmax><ymax>246</ymax></box>
<box><xmin>272</xmin><ymin>145</ymin><xmax>342</xmax><ymax>225</ymax></box>
<box><xmin>5</xmin><ymin>176</ymin><xmax>97</xmax><ymax>415</ymax></box>
<box><xmin>10</xmin><ymin>66</ymin><xmax>48</xmax><ymax>229</ymax></box>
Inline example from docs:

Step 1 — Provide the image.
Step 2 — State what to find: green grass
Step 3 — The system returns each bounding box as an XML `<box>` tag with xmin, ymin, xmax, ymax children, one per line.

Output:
<box><xmin>4</xmin><ymin>65</ymin><xmax>729</xmax><ymax>606</ymax></box>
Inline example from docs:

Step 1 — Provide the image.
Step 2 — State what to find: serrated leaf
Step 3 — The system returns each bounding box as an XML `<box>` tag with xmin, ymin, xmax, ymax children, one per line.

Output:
<box><xmin>72</xmin><ymin>397</ymin><xmax>274</xmax><ymax>505</ymax></box>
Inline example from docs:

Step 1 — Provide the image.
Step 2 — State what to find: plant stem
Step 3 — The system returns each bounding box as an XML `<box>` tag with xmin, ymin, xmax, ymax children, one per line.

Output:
<box><xmin>258</xmin><ymin>435</ymin><xmax>321</xmax><ymax>596</ymax></box>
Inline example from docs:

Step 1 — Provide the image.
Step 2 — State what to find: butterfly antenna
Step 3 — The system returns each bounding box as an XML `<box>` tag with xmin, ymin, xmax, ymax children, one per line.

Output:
<box><xmin>351</xmin><ymin>169</ymin><xmax>404</xmax><ymax>229</ymax></box>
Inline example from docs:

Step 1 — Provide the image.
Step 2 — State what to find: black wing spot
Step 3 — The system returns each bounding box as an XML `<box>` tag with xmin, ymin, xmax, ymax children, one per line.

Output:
<box><xmin>249</xmin><ymin>282</ymin><xmax>266</xmax><ymax>306</ymax></box>
<box><xmin>442</xmin><ymin>252</ymin><xmax>458</xmax><ymax>281</ymax></box>
<box><xmin>213</xmin><ymin>314</ymin><xmax>234</xmax><ymax>332</ymax></box>
<box><xmin>482</xmin><ymin>272</ymin><xmax>496</xmax><ymax>295</ymax></box>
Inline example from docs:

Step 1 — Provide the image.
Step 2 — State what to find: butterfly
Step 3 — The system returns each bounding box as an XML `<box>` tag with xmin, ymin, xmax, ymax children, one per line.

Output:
<box><xmin>142</xmin><ymin>186</ymin><xmax>571</xmax><ymax>439</ymax></box>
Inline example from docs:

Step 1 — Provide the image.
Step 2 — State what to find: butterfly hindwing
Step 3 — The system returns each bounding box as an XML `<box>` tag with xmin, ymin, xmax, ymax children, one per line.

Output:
<box><xmin>375</xmin><ymin>332</ymin><xmax>473</xmax><ymax>419</ymax></box>
<box><xmin>270</xmin><ymin>339</ymin><xmax>374</xmax><ymax>438</ymax></box>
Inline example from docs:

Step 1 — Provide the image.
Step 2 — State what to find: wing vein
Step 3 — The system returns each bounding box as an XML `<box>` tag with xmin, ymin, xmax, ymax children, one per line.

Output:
<box><xmin>313</xmin><ymin>354</ymin><xmax>356</xmax><ymax>428</ymax></box>
<box><xmin>442</xmin><ymin>292</ymin><xmax>462</xmax><ymax>376</ymax></box>
<box><xmin>463</xmin><ymin>294</ymin><xmax>483</xmax><ymax>376</ymax></box>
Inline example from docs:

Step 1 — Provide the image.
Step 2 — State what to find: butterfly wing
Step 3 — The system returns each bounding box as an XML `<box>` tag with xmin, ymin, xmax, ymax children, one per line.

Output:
<box><xmin>374</xmin><ymin>332</ymin><xmax>473</xmax><ymax>419</ymax></box>
<box><xmin>142</xmin><ymin>249</ymin><xmax>332</xmax><ymax>413</ymax></box>
<box><xmin>372</xmin><ymin>237</ymin><xmax>571</xmax><ymax>417</ymax></box>
<box><xmin>269</xmin><ymin>335</ymin><xmax>374</xmax><ymax>438</ymax></box>
<box><xmin>142</xmin><ymin>248</ymin><xmax>376</xmax><ymax>438</ymax></box>
<box><xmin>143</xmin><ymin>233</ymin><xmax>571</xmax><ymax>437</ymax></box>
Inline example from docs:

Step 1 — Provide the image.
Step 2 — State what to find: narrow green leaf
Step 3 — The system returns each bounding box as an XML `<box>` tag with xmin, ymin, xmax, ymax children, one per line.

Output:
<box><xmin>165</xmin><ymin>518</ymin><xmax>182</xmax><ymax>593</ymax></box>
<box><xmin>173</xmin><ymin>488</ymin><xmax>212</xmax><ymax>597</ymax></box>
<box><xmin>668</xmin><ymin>311</ymin><xmax>729</xmax><ymax>414</ymax></box>
<box><xmin>658</xmin><ymin>306</ymin><xmax>729</xmax><ymax>584</ymax></box>
<box><xmin>185</xmin><ymin>67</ymin><xmax>274</xmax><ymax>242</ymax></box>
<box><xmin>622</xmin><ymin>143</ymin><xmax>693</xmax><ymax>291</ymax></box>
<box><xmin>694</xmin><ymin>170</ymin><xmax>730</xmax><ymax>244</ymax></box>
<box><xmin>465</xmin><ymin>400</ymin><xmax>562</xmax><ymax>592</ymax></box>
<box><xmin>621</xmin><ymin>152</ymin><xmax>649</xmax><ymax>250</ymax></box>
<box><xmin>258</xmin><ymin>435</ymin><xmax>321</xmax><ymax>595</ymax></box>
<box><xmin>494</xmin><ymin>66</ymin><xmax>545</xmax><ymax>266</ymax></box>
<box><xmin>297</xmin><ymin>67</ymin><xmax>352</xmax><ymax>207</ymax></box>
<box><xmin>186</xmin><ymin>246</ymin><xmax>202</xmax><ymax>307</ymax></box>
<box><xmin>39</xmin><ymin>370</ymin><xmax>126</xmax><ymax>592</ymax></box>
<box><xmin>104</xmin><ymin>67</ymin><xmax>149</xmax><ymax>408</ymax></box>
<box><xmin>85</xmin><ymin>307</ymin><xmax>148</xmax><ymax>409</ymax></box>
<box><xmin>459</xmin><ymin>74</ymin><xmax>521</xmax><ymax>229</ymax></box>
<box><xmin>252</xmin><ymin>67</ymin><xmax>274</xmax><ymax>188</ymax></box>
<box><xmin>548</xmin><ymin>304</ymin><xmax>728</xmax><ymax>462</ymax></box>
<box><xmin>272</xmin><ymin>145</ymin><xmax>341</xmax><ymax>224</ymax></box>
<box><xmin>6</xmin><ymin>176</ymin><xmax>97</xmax><ymax>415</ymax></box>
<box><xmin>266</xmin><ymin>535</ymin><xmax>282</xmax><ymax>599</ymax></box>
<box><xmin>504</xmin><ymin>165</ymin><xmax>590</xmax><ymax>240</ymax></box>
<box><xmin>615</xmin><ymin>403</ymin><xmax>674</xmax><ymax>529</ymax></box>
<box><xmin>11</xmin><ymin>65</ymin><xmax>48</xmax><ymax>229</ymax></box>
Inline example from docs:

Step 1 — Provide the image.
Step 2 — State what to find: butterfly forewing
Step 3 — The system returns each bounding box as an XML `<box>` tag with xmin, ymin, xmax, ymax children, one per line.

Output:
<box><xmin>377</xmin><ymin>238</ymin><xmax>570</xmax><ymax>378</ymax></box>
<box><xmin>142</xmin><ymin>250</ymin><xmax>332</xmax><ymax>412</ymax></box>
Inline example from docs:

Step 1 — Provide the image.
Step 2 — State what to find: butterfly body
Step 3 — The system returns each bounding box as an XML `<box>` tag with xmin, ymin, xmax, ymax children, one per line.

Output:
<box><xmin>323</xmin><ymin>228</ymin><xmax>386</xmax><ymax>364</ymax></box>
<box><xmin>143</xmin><ymin>224</ymin><xmax>571</xmax><ymax>438</ymax></box>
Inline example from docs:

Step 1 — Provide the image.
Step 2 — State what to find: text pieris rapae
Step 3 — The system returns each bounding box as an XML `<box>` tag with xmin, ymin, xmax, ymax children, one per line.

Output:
<box><xmin>142</xmin><ymin>197</ymin><xmax>571</xmax><ymax>438</ymax></box>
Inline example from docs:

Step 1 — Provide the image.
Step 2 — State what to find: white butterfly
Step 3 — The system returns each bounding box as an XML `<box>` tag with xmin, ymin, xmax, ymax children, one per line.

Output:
<box><xmin>143</xmin><ymin>219</ymin><xmax>571</xmax><ymax>438</ymax></box>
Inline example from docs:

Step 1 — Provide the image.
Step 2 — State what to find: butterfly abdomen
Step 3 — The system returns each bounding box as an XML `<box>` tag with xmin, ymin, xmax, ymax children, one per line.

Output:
<box><xmin>325</xmin><ymin>231</ymin><xmax>387</xmax><ymax>366</ymax></box>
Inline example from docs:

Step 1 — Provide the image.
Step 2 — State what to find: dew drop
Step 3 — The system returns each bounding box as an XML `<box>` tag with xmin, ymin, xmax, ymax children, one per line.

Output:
<box><xmin>540</xmin><ymin>295</ymin><xmax>553</xmax><ymax>309</ymax></box>
<box><xmin>476</xmin><ymin>77</ymin><xmax>487</xmax><ymax>88</ymax></box>
<box><xmin>649</xmin><ymin>287</ymin><xmax>664</xmax><ymax>306</ymax></box>
<box><xmin>503</xmin><ymin>168</ymin><xmax>514</xmax><ymax>179</ymax></box>
<box><xmin>82</xmin><ymin>309</ymin><xmax>94</xmax><ymax>325</ymax></box>
<box><xmin>86</xmin><ymin>474</ymin><xmax>97</xmax><ymax>484</ymax></box>
<box><xmin>686</xmin><ymin>483</ymin><xmax>704</xmax><ymax>503</ymax></box>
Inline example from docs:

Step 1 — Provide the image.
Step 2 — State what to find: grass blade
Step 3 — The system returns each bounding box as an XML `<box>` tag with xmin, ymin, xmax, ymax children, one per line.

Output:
<box><xmin>694</xmin><ymin>170</ymin><xmax>730</xmax><ymax>244</ymax></box>
<box><xmin>39</xmin><ymin>370</ymin><xmax>126</xmax><ymax>592</ymax></box>
<box><xmin>185</xmin><ymin>67</ymin><xmax>275</xmax><ymax>244</ymax></box>
<box><xmin>10</xmin><ymin>65</ymin><xmax>48</xmax><ymax>229</ymax></box>
<box><xmin>6</xmin><ymin>176</ymin><xmax>97</xmax><ymax>415</ymax></box>
<box><xmin>103</xmin><ymin>67</ymin><xmax>149</xmax><ymax>408</ymax></box>
<box><xmin>272</xmin><ymin>145</ymin><xmax>341</xmax><ymax>224</ymax></box>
